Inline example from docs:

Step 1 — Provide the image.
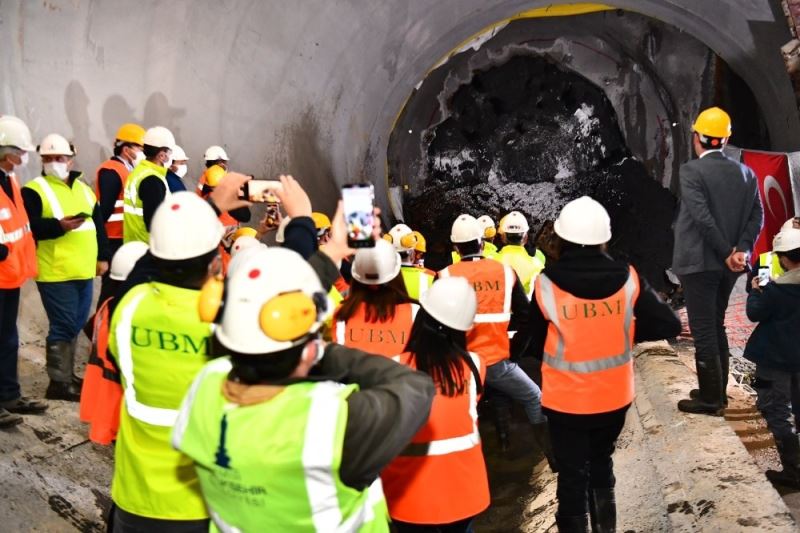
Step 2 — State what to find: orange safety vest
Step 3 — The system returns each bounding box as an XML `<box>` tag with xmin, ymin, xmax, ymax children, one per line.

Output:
<box><xmin>79</xmin><ymin>298</ymin><xmax>122</xmax><ymax>445</ymax></box>
<box><xmin>534</xmin><ymin>266</ymin><xmax>640</xmax><ymax>415</ymax></box>
<box><xmin>197</xmin><ymin>169</ymin><xmax>238</xmax><ymax>227</ymax></box>
<box><xmin>332</xmin><ymin>302</ymin><xmax>419</xmax><ymax>357</ymax></box>
<box><xmin>381</xmin><ymin>352</ymin><xmax>490</xmax><ymax>524</ymax></box>
<box><xmin>95</xmin><ymin>158</ymin><xmax>129</xmax><ymax>240</ymax></box>
<box><xmin>440</xmin><ymin>258</ymin><xmax>515</xmax><ymax>367</ymax></box>
<box><xmin>0</xmin><ymin>172</ymin><xmax>37</xmax><ymax>288</ymax></box>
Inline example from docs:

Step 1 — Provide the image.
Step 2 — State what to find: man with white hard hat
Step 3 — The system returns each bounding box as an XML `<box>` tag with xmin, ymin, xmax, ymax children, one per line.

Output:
<box><xmin>496</xmin><ymin>210</ymin><xmax>545</xmax><ymax>297</ymax></box>
<box><xmin>195</xmin><ymin>145</ymin><xmax>230</xmax><ymax>194</ymax></box>
<box><xmin>0</xmin><ymin>115</ymin><xmax>45</xmax><ymax>427</ymax></box>
<box><xmin>384</xmin><ymin>223</ymin><xmax>434</xmax><ymax>301</ymax></box>
<box><xmin>523</xmin><ymin>196</ymin><xmax>680</xmax><ymax>531</ymax></box>
<box><xmin>22</xmin><ymin>133</ymin><xmax>110</xmax><ymax>402</ymax></box>
<box><xmin>165</xmin><ymin>145</ymin><xmax>189</xmax><ymax>192</ymax></box>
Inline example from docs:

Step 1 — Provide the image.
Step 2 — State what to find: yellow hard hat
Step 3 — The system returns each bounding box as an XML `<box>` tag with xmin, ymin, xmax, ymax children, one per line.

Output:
<box><xmin>232</xmin><ymin>227</ymin><xmax>258</xmax><ymax>241</ymax></box>
<box><xmin>115</xmin><ymin>123</ymin><xmax>145</xmax><ymax>145</ymax></box>
<box><xmin>311</xmin><ymin>212</ymin><xmax>332</xmax><ymax>231</ymax></box>
<box><xmin>411</xmin><ymin>231</ymin><xmax>426</xmax><ymax>253</ymax></box>
<box><xmin>692</xmin><ymin>107</ymin><xmax>732</xmax><ymax>139</ymax></box>
<box><xmin>205</xmin><ymin>164</ymin><xmax>227</xmax><ymax>187</ymax></box>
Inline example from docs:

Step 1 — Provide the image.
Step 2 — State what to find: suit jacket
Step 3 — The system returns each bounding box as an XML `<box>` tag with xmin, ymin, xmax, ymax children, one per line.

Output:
<box><xmin>672</xmin><ymin>151</ymin><xmax>763</xmax><ymax>275</ymax></box>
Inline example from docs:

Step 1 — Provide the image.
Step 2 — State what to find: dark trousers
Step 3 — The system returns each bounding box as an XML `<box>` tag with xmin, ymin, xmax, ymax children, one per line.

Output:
<box><xmin>0</xmin><ymin>288</ymin><xmax>21</xmax><ymax>402</ymax></box>
<box><xmin>98</xmin><ymin>238</ymin><xmax>123</xmax><ymax>306</ymax></box>
<box><xmin>393</xmin><ymin>517</ymin><xmax>475</xmax><ymax>533</ymax></box>
<box><xmin>549</xmin><ymin>411</ymin><xmax>627</xmax><ymax>516</ymax></box>
<box><xmin>37</xmin><ymin>279</ymin><xmax>93</xmax><ymax>343</ymax></box>
<box><xmin>111</xmin><ymin>506</ymin><xmax>208</xmax><ymax>533</ymax></box>
<box><xmin>679</xmin><ymin>270</ymin><xmax>739</xmax><ymax>378</ymax></box>
<box><xmin>754</xmin><ymin>366</ymin><xmax>800</xmax><ymax>442</ymax></box>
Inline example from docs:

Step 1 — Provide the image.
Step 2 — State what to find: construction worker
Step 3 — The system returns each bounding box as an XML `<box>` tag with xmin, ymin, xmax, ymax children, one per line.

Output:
<box><xmin>79</xmin><ymin>241</ymin><xmax>148</xmax><ymax>445</ymax></box>
<box><xmin>312</xmin><ymin>211</ymin><xmax>332</xmax><ymax>244</ymax></box>
<box><xmin>22</xmin><ymin>134</ymin><xmax>110</xmax><ymax>402</ymax></box>
<box><xmin>528</xmin><ymin>196</ymin><xmax>680</xmax><ymax>532</ymax></box>
<box><xmin>673</xmin><ymin>107</ymin><xmax>762</xmax><ymax>416</ymax></box>
<box><xmin>172</xmin><ymin>246</ymin><xmax>435</xmax><ymax>532</ymax></box>
<box><xmin>381</xmin><ymin>276</ymin><xmax>489</xmax><ymax>532</ymax></box>
<box><xmin>193</xmin><ymin>145</ymin><xmax>230</xmax><ymax>196</ymax></box>
<box><xmin>166</xmin><ymin>145</ymin><xmax>188</xmax><ymax>192</ymax></box>
<box><xmin>411</xmin><ymin>230</ymin><xmax>426</xmax><ymax>267</ymax></box>
<box><xmin>385</xmin><ymin>223</ymin><xmax>434</xmax><ymax>301</ymax></box>
<box><xmin>496</xmin><ymin>211</ymin><xmax>545</xmax><ymax>297</ymax></box>
<box><xmin>95</xmin><ymin>123</ymin><xmax>145</xmax><ymax>305</ymax></box>
<box><xmin>440</xmin><ymin>214</ymin><xmax>554</xmax><ymax>465</ymax></box>
<box><xmin>451</xmin><ymin>216</ymin><xmax>499</xmax><ymax>264</ymax></box>
<box><xmin>108</xmin><ymin>192</ymin><xmax>223</xmax><ymax>531</ymax></box>
<box><xmin>122</xmin><ymin>126</ymin><xmax>176</xmax><ymax>244</ymax></box>
<box><xmin>332</xmin><ymin>239</ymin><xmax>418</xmax><ymax>356</ymax></box>
<box><xmin>0</xmin><ymin>115</ymin><xmax>46</xmax><ymax>427</ymax></box>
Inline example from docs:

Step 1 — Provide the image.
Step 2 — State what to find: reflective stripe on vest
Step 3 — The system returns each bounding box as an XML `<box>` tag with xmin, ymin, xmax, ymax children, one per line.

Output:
<box><xmin>0</xmin><ymin>173</ymin><xmax>37</xmax><ymax>288</ymax></box>
<box><xmin>33</xmin><ymin>177</ymin><xmax>96</xmax><ymax>232</ymax></box>
<box><xmin>0</xmin><ymin>222</ymin><xmax>31</xmax><ymax>244</ymax></box>
<box><xmin>96</xmin><ymin>159</ymin><xmax>129</xmax><ymax>238</ymax></box>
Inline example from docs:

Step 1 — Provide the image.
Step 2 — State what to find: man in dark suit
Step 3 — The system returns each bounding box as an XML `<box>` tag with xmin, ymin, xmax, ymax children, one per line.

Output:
<box><xmin>672</xmin><ymin>107</ymin><xmax>763</xmax><ymax>416</ymax></box>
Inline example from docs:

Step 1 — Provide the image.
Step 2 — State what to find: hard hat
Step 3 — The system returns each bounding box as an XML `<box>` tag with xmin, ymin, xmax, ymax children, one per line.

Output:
<box><xmin>171</xmin><ymin>145</ymin><xmax>188</xmax><ymax>161</ymax></box>
<box><xmin>782</xmin><ymin>217</ymin><xmax>798</xmax><ymax>231</ymax></box>
<box><xmin>275</xmin><ymin>216</ymin><xmax>291</xmax><ymax>244</ymax></box>
<box><xmin>553</xmin><ymin>196</ymin><xmax>611</xmax><ymax>245</ymax></box>
<box><xmin>204</xmin><ymin>145</ymin><xmax>229</xmax><ymax>161</ymax></box>
<box><xmin>773</xmin><ymin>228</ymin><xmax>800</xmax><ymax>252</ymax></box>
<box><xmin>212</xmin><ymin>247</ymin><xmax>328</xmax><ymax>355</ymax></box>
<box><xmin>477</xmin><ymin>215</ymin><xmax>497</xmax><ymax>239</ymax></box>
<box><xmin>205</xmin><ymin>164</ymin><xmax>227</xmax><ymax>187</ymax></box>
<box><xmin>412</xmin><ymin>231</ymin><xmax>426</xmax><ymax>253</ymax></box>
<box><xmin>351</xmin><ymin>239</ymin><xmax>401</xmax><ymax>285</ymax></box>
<box><xmin>109</xmin><ymin>241</ymin><xmax>149</xmax><ymax>281</ymax></box>
<box><xmin>385</xmin><ymin>223</ymin><xmax>417</xmax><ymax>252</ymax></box>
<box><xmin>692</xmin><ymin>107</ymin><xmax>732</xmax><ymax>139</ymax></box>
<box><xmin>420</xmin><ymin>277</ymin><xmax>477</xmax><ymax>332</ymax></box>
<box><xmin>230</xmin><ymin>235</ymin><xmax>265</xmax><ymax>257</ymax></box>
<box><xmin>149</xmin><ymin>192</ymin><xmax>224</xmax><ymax>260</ymax></box>
<box><xmin>0</xmin><ymin>115</ymin><xmax>36</xmax><ymax>151</ymax></box>
<box><xmin>499</xmin><ymin>211</ymin><xmax>529</xmax><ymax>234</ymax></box>
<box><xmin>232</xmin><ymin>227</ymin><xmax>258</xmax><ymax>241</ymax></box>
<box><xmin>451</xmin><ymin>214</ymin><xmax>483</xmax><ymax>243</ymax></box>
<box><xmin>311</xmin><ymin>212</ymin><xmax>332</xmax><ymax>232</ymax></box>
<box><xmin>115</xmin><ymin>123</ymin><xmax>145</xmax><ymax>145</ymax></box>
<box><xmin>143</xmin><ymin>126</ymin><xmax>176</xmax><ymax>150</ymax></box>
<box><xmin>37</xmin><ymin>134</ymin><xmax>74</xmax><ymax>156</ymax></box>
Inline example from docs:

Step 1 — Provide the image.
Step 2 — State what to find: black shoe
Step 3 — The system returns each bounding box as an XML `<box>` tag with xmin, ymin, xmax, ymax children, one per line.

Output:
<box><xmin>45</xmin><ymin>381</ymin><xmax>81</xmax><ymax>402</ymax></box>
<box><xmin>677</xmin><ymin>398</ymin><xmax>724</xmax><ymax>416</ymax></box>
<box><xmin>556</xmin><ymin>513</ymin><xmax>589</xmax><ymax>533</ymax></box>
<box><xmin>679</xmin><ymin>357</ymin><xmax>723</xmax><ymax>416</ymax></box>
<box><xmin>689</xmin><ymin>388</ymin><xmax>729</xmax><ymax>407</ymax></box>
<box><xmin>766</xmin><ymin>468</ymin><xmax>800</xmax><ymax>489</ymax></box>
<box><xmin>768</xmin><ymin>435</ymin><xmax>800</xmax><ymax>489</ymax></box>
<box><xmin>589</xmin><ymin>488</ymin><xmax>616</xmax><ymax>533</ymax></box>
<box><xmin>0</xmin><ymin>408</ymin><xmax>23</xmax><ymax>428</ymax></box>
<box><xmin>0</xmin><ymin>396</ymin><xmax>48</xmax><ymax>414</ymax></box>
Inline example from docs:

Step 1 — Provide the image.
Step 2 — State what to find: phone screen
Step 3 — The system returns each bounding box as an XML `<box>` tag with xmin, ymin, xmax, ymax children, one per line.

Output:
<box><xmin>342</xmin><ymin>183</ymin><xmax>375</xmax><ymax>248</ymax></box>
<box><xmin>240</xmin><ymin>180</ymin><xmax>282</xmax><ymax>202</ymax></box>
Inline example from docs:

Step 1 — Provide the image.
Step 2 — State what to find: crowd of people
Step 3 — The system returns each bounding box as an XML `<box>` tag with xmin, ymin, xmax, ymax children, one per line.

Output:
<box><xmin>0</xmin><ymin>105</ymin><xmax>798</xmax><ymax>533</ymax></box>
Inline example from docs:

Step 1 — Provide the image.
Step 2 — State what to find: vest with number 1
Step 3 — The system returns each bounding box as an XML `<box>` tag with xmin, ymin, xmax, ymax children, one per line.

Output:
<box><xmin>172</xmin><ymin>357</ymin><xmax>389</xmax><ymax>533</ymax></box>
<box><xmin>95</xmin><ymin>158</ymin><xmax>129</xmax><ymax>239</ymax></box>
<box><xmin>123</xmin><ymin>160</ymin><xmax>169</xmax><ymax>244</ymax></box>
<box><xmin>534</xmin><ymin>266</ymin><xmax>640</xmax><ymax>414</ymax></box>
<box><xmin>109</xmin><ymin>281</ymin><xmax>211</xmax><ymax>520</ymax></box>
<box><xmin>23</xmin><ymin>173</ymin><xmax>97</xmax><ymax>282</ymax></box>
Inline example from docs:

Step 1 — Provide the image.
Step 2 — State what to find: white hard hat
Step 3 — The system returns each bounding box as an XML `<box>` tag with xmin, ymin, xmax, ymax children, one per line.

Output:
<box><xmin>0</xmin><ymin>115</ymin><xmax>35</xmax><ymax>151</ymax></box>
<box><xmin>230</xmin><ymin>235</ymin><xmax>265</xmax><ymax>257</ymax></box>
<box><xmin>351</xmin><ymin>239</ymin><xmax>401</xmax><ymax>285</ymax></box>
<box><xmin>499</xmin><ymin>211</ymin><xmax>530</xmax><ymax>234</ymax></box>
<box><xmin>477</xmin><ymin>215</ymin><xmax>496</xmax><ymax>231</ymax></box>
<box><xmin>149</xmin><ymin>192</ymin><xmax>224</xmax><ymax>260</ymax></box>
<box><xmin>275</xmin><ymin>216</ymin><xmax>291</xmax><ymax>244</ymax></box>
<box><xmin>204</xmin><ymin>145</ymin><xmax>229</xmax><ymax>161</ymax></box>
<box><xmin>451</xmin><ymin>214</ymin><xmax>483</xmax><ymax>243</ymax></box>
<box><xmin>171</xmin><ymin>145</ymin><xmax>188</xmax><ymax>161</ymax></box>
<box><xmin>143</xmin><ymin>126</ymin><xmax>176</xmax><ymax>150</ymax></box>
<box><xmin>109</xmin><ymin>241</ymin><xmax>149</xmax><ymax>281</ymax></box>
<box><xmin>554</xmin><ymin>196</ymin><xmax>611</xmax><ymax>245</ymax></box>
<box><xmin>773</xmin><ymin>228</ymin><xmax>800</xmax><ymax>252</ymax></box>
<box><xmin>385</xmin><ymin>224</ymin><xmax>417</xmax><ymax>252</ymax></box>
<box><xmin>216</xmin><ymin>247</ymin><xmax>327</xmax><ymax>355</ymax></box>
<box><xmin>420</xmin><ymin>277</ymin><xmax>477</xmax><ymax>332</ymax></box>
<box><xmin>37</xmin><ymin>133</ymin><xmax>74</xmax><ymax>156</ymax></box>
<box><xmin>782</xmin><ymin>218</ymin><xmax>798</xmax><ymax>231</ymax></box>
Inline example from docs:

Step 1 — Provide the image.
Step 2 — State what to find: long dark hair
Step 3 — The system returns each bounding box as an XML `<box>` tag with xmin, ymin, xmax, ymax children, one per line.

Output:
<box><xmin>335</xmin><ymin>275</ymin><xmax>412</xmax><ymax>323</ymax></box>
<box><xmin>403</xmin><ymin>308</ymin><xmax>483</xmax><ymax>397</ymax></box>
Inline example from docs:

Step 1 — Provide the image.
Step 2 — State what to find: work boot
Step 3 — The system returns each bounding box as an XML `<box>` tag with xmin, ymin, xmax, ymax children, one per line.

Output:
<box><xmin>678</xmin><ymin>357</ymin><xmax>724</xmax><ymax>416</ymax></box>
<box><xmin>531</xmin><ymin>421</ymin><xmax>558</xmax><ymax>472</ymax></box>
<box><xmin>492</xmin><ymin>394</ymin><xmax>513</xmax><ymax>453</ymax></box>
<box><xmin>688</xmin><ymin>388</ymin><xmax>728</xmax><ymax>407</ymax></box>
<box><xmin>45</xmin><ymin>341</ymin><xmax>80</xmax><ymax>401</ymax></box>
<box><xmin>588</xmin><ymin>488</ymin><xmax>616</xmax><ymax>533</ymax></box>
<box><xmin>766</xmin><ymin>435</ymin><xmax>800</xmax><ymax>489</ymax></box>
<box><xmin>556</xmin><ymin>513</ymin><xmax>589</xmax><ymax>533</ymax></box>
<box><xmin>0</xmin><ymin>396</ymin><xmax>48</xmax><ymax>414</ymax></box>
<box><xmin>0</xmin><ymin>407</ymin><xmax>23</xmax><ymax>429</ymax></box>
<box><xmin>45</xmin><ymin>381</ymin><xmax>81</xmax><ymax>402</ymax></box>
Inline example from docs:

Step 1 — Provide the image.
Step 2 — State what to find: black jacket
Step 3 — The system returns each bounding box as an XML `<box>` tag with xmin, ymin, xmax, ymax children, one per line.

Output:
<box><xmin>744</xmin><ymin>269</ymin><xmax>800</xmax><ymax>371</ymax></box>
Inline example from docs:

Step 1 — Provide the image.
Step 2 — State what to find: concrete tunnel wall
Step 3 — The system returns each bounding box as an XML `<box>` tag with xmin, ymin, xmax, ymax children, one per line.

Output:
<box><xmin>0</xmin><ymin>0</ymin><xmax>798</xmax><ymax>217</ymax></box>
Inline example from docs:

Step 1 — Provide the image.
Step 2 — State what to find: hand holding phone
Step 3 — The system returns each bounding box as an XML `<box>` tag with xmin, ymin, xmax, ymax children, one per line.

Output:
<box><xmin>342</xmin><ymin>183</ymin><xmax>375</xmax><ymax>248</ymax></box>
<box><xmin>239</xmin><ymin>179</ymin><xmax>283</xmax><ymax>202</ymax></box>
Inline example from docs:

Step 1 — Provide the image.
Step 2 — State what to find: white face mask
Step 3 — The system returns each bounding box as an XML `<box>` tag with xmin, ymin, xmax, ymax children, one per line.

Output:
<box><xmin>44</xmin><ymin>161</ymin><xmax>69</xmax><ymax>180</ymax></box>
<box><xmin>163</xmin><ymin>156</ymin><xmax>173</xmax><ymax>169</ymax></box>
<box><xmin>133</xmin><ymin>150</ymin><xmax>145</xmax><ymax>166</ymax></box>
<box><xmin>174</xmin><ymin>164</ymin><xmax>188</xmax><ymax>178</ymax></box>
<box><xmin>12</xmin><ymin>152</ymin><xmax>29</xmax><ymax>174</ymax></box>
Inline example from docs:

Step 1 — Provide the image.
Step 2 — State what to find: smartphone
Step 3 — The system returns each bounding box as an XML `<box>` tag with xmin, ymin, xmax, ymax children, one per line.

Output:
<box><xmin>239</xmin><ymin>179</ymin><xmax>283</xmax><ymax>202</ymax></box>
<box><xmin>74</xmin><ymin>213</ymin><xmax>92</xmax><ymax>219</ymax></box>
<box><xmin>758</xmin><ymin>267</ymin><xmax>770</xmax><ymax>287</ymax></box>
<box><xmin>342</xmin><ymin>183</ymin><xmax>375</xmax><ymax>248</ymax></box>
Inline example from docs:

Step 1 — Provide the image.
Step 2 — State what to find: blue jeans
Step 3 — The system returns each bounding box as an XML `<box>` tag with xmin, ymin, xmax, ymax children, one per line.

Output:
<box><xmin>485</xmin><ymin>359</ymin><xmax>545</xmax><ymax>424</ymax></box>
<box><xmin>37</xmin><ymin>279</ymin><xmax>93</xmax><ymax>343</ymax></box>
<box><xmin>754</xmin><ymin>365</ymin><xmax>800</xmax><ymax>442</ymax></box>
<box><xmin>0</xmin><ymin>288</ymin><xmax>21</xmax><ymax>402</ymax></box>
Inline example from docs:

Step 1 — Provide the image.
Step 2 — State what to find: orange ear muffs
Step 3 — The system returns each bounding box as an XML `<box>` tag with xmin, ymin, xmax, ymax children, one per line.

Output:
<box><xmin>400</xmin><ymin>233</ymin><xmax>417</xmax><ymax>249</ymax></box>
<box><xmin>198</xmin><ymin>275</ymin><xmax>225</xmax><ymax>323</ymax></box>
<box><xmin>382</xmin><ymin>234</ymin><xmax>393</xmax><ymax>243</ymax></box>
<box><xmin>259</xmin><ymin>292</ymin><xmax>318</xmax><ymax>342</ymax></box>
<box><xmin>484</xmin><ymin>227</ymin><xmax>497</xmax><ymax>239</ymax></box>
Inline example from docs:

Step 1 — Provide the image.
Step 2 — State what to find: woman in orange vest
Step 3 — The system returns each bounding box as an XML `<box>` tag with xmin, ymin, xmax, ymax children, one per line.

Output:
<box><xmin>382</xmin><ymin>276</ymin><xmax>489</xmax><ymax>532</ymax></box>
<box><xmin>524</xmin><ymin>197</ymin><xmax>680</xmax><ymax>533</ymax></box>
<box><xmin>332</xmin><ymin>239</ymin><xmax>418</xmax><ymax>357</ymax></box>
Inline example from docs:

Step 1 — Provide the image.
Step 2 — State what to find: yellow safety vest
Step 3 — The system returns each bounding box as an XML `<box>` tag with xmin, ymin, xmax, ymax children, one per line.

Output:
<box><xmin>123</xmin><ymin>160</ymin><xmax>169</xmax><ymax>244</ymax></box>
<box><xmin>496</xmin><ymin>245</ymin><xmax>545</xmax><ymax>298</ymax></box>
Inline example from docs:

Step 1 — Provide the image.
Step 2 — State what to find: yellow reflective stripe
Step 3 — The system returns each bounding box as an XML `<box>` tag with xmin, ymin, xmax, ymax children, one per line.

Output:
<box><xmin>503</xmin><ymin>265</ymin><xmax>514</xmax><ymax>311</ymax></box>
<box><xmin>172</xmin><ymin>357</ymin><xmax>233</xmax><ymax>450</ymax></box>
<box><xmin>338</xmin><ymin>478</ymin><xmax>383</xmax><ymax>532</ymax></box>
<box><xmin>335</xmin><ymin>320</ymin><xmax>345</xmax><ymax>344</ymax></box>
<box><xmin>417</xmin><ymin>272</ymin><xmax>430</xmax><ymax>297</ymax></box>
<box><xmin>208</xmin><ymin>508</ymin><xmax>242</xmax><ymax>533</ymax></box>
<box><xmin>72</xmin><ymin>219</ymin><xmax>96</xmax><ymax>232</ymax></box>
<box><xmin>33</xmin><ymin>177</ymin><xmax>64</xmax><ymax>219</ymax></box>
<box><xmin>124</xmin><ymin>205</ymin><xmax>144</xmax><ymax>216</ymax></box>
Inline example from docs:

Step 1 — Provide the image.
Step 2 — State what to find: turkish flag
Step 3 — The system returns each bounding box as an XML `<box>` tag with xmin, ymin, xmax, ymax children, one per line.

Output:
<box><xmin>741</xmin><ymin>150</ymin><xmax>796</xmax><ymax>264</ymax></box>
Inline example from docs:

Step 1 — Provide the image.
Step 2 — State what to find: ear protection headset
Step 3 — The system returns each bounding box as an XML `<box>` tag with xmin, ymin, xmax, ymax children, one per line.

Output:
<box><xmin>383</xmin><ymin>232</ymin><xmax>418</xmax><ymax>249</ymax></box>
<box><xmin>484</xmin><ymin>227</ymin><xmax>497</xmax><ymax>239</ymax></box>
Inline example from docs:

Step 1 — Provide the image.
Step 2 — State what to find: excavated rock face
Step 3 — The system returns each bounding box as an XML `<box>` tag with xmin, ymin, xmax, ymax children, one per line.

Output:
<box><xmin>405</xmin><ymin>55</ymin><xmax>676</xmax><ymax>290</ymax></box>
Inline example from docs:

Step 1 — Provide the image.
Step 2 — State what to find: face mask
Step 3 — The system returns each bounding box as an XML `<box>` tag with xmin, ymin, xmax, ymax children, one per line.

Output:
<box><xmin>174</xmin><ymin>164</ymin><xmax>188</xmax><ymax>178</ymax></box>
<box><xmin>133</xmin><ymin>150</ymin><xmax>145</xmax><ymax>166</ymax></box>
<box><xmin>12</xmin><ymin>152</ymin><xmax>29</xmax><ymax>174</ymax></box>
<box><xmin>44</xmin><ymin>161</ymin><xmax>69</xmax><ymax>180</ymax></box>
<box><xmin>163</xmin><ymin>155</ymin><xmax>173</xmax><ymax>169</ymax></box>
